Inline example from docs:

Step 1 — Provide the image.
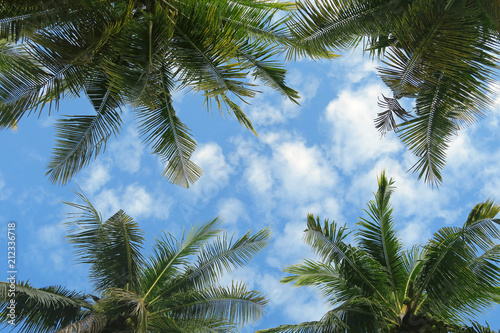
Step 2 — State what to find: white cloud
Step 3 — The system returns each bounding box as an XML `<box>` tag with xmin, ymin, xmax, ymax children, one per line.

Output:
<box><xmin>271</xmin><ymin>139</ymin><xmax>337</xmax><ymax>200</ymax></box>
<box><xmin>188</xmin><ymin>142</ymin><xmax>233</xmax><ymax>199</ymax></box>
<box><xmin>174</xmin><ymin>142</ymin><xmax>234</xmax><ymax>223</ymax></box>
<box><xmin>79</xmin><ymin>160</ymin><xmax>112</xmax><ymax>194</ymax></box>
<box><xmin>231</xmin><ymin>131</ymin><xmax>341</xmax><ymax>220</ymax></box>
<box><xmin>246</xmin><ymin>68</ymin><xmax>321</xmax><ymax>127</ymax></box>
<box><xmin>267</xmin><ymin>221</ymin><xmax>314</xmax><ymax>269</ymax></box>
<box><xmin>217</xmin><ymin>198</ymin><xmax>248</xmax><ymax>225</ymax></box>
<box><xmin>93</xmin><ymin>183</ymin><xmax>171</xmax><ymax>221</ymax></box>
<box><xmin>287</xmin><ymin>69</ymin><xmax>321</xmax><ymax>102</ymax></box>
<box><xmin>248</xmin><ymin>102</ymin><xmax>290</xmax><ymax>126</ymax></box>
<box><xmin>324</xmin><ymin>84</ymin><xmax>402</xmax><ymax>174</ymax></box>
<box><xmin>246</xmin><ymin>157</ymin><xmax>274</xmax><ymax>194</ymax></box>
<box><xmin>330</xmin><ymin>49</ymin><xmax>378</xmax><ymax>84</ymax></box>
<box><xmin>109</xmin><ymin>127</ymin><xmax>145</xmax><ymax>173</ymax></box>
<box><xmin>400</xmin><ymin>220</ymin><xmax>432</xmax><ymax>246</ymax></box>
<box><xmin>37</xmin><ymin>223</ymin><xmax>65</xmax><ymax>246</ymax></box>
<box><xmin>256</xmin><ymin>272</ymin><xmax>329</xmax><ymax>324</ymax></box>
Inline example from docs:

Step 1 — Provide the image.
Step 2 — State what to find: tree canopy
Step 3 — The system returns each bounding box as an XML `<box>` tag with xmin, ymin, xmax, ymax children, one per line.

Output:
<box><xmin>0</xmin><ymin>191</ymin><xmax>270</xmax><ymax>332</ymax></box>
<box><xmin>259</xmin><ymin>172</ymin><xmax>500</xmax><ymax>333</ymax></box>
<box><xmin>287</xmin><ymin>0</ymin><xmax>500</xmax><ymax>186</ymax></box>
<box><xmin>0</xmin><ymin>0</ymin><xmax>331</xmax><ymax>187</ymax></box>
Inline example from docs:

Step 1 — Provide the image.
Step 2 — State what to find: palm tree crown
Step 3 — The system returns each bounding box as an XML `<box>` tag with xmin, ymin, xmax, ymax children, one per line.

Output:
<box><xmin>259</xmin><ymin>172</ymin><xmax>500</xmax><ymax>333</ymax></box>
<box><xmin>287</xmin><ymin>0</ymin><xmax>500</xmax><ymax>186</ymax></box>
<box><xmin>0</xmin><ymin>0</ymin><xmax>328</xmax><ymax>187</ymax></box>
<box><xmin>0</xmin><ymin>191</ymin><xmax>270</xmax><ymax>332</ymax></box>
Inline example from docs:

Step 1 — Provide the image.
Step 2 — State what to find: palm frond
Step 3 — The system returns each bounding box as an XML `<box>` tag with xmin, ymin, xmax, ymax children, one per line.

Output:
<box><xmin>152</xmin><ymin>282</ymin><xmax>267</xmax><ymax>327</ymax></box>
<box><xmin>187</xmin><ymin>227</ymin><xmax>270</xmax><ymax>287</ymax></box>
<box><xmin>397</xmin><ymin>81</ymin><xmax>459</xmax><ymax>187</ymax></box>
<box><xmin>0</xmin><ymin>281</ymin><xmax>91</xmax><ymax>333</ymax></box>
<box><xmin>54</xmin><ymin>314</ymin><xmax>106</xmax><ymax>333</ymax></box>
<box><xmin>357</xmin><ymin>171</ymin><xmax>406</xmax><ymax>305</ymax></box>
<box><xmin>413</xmin><ymin>202</ymin><xmax>500</xmax><ymax>322</ymax></box>
<box><xmin>285</xmin><ymin>0</ymin><xmax>396</xmax><ymax>59</ymax></box>
<box><xmin>238</xmin><ymin>42</ymin><xmax>300</xmax><ymax>105</ymax></box>
<box><xmin>303</xmin><ymin>214</ymin><xmax>389</xmax><ymax>301</ymax></box>
<box><xmin>65</xmin><ymin>192</ymin><xmax>145</xmax><ymax>292</ymax></box>
<box><xmin>375</xmin><ymin>94</ymin><xmax>412</xmax><ymax>135</ymax></box>
<box><xmin>142</xmin><ymin>218</ymin><xmax>222</xmax><ymax>301</ymax></box>
<box><xmin>46</xmin><ymin>86</ymin><xmax>123</xmax><ymax>184</ymax></box>
<box><xmin>136</xmin><ymin>86</ymin><xmax>201</xmax><ymax>188</ymax></box>
<box><xmin>257</xmin><ymin>300</ymin><xmax>378</xmax><ymax>333</ymax></box>
<box><xmin>98</xmin><ymin>288</ymin><xmax>148</xmax><ymax>333</ymax></box>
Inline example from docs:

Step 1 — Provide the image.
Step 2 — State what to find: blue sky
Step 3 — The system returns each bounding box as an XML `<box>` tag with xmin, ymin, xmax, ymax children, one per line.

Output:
<box><xmin>1</xmin><ymin>48</ymin><xmax>500</xmax><ymax>332</ymax></box>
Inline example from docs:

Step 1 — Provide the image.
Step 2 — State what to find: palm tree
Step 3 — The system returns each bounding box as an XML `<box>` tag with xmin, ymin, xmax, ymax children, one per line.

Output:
<box><xmin>0</xmin><ymin>0</ymin><xmax>330</xmax><ymax>187</ymax></box>
<box><xmin>259</xmin><ymin>172</ymin><xmax>500</xmax><ymax>333</ymax></box>
<box><xmin>0</xmin><ymin>191</ymin><xmax>270</xmax><ymax>332</ymax></box>
<box><xmin>287</xmin><ymin>0</ymin><xmax>500</xmax><ymax>186</ymax></box>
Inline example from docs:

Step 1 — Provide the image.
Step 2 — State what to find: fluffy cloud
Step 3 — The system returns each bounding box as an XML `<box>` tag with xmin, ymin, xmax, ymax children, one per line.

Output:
<box><xmin>79</xmin><ymin>159</ymin><xmax>112</xmax><ymax>194</ymax></box>
<box><xmin>330</xmin><ymin>49</ymin><xmax>378</xmax><ymax>84</ymax></box>
<box><xmin>324</xmin><ymin>83</ymin><xmax>402</xmax><ymax>174</ymax></box>
<box><xmin>269</xmin><ymin>138</ymin><xmax>337</xmax><ymax>200</ymax></box>
<box><xmin>256</xmin><ymin>272</ymin><xmax>330</xmax><ymax>324</ymax></box>
<box><xmin>400</xmin><ymin>220</ymin><xmax>432</xmax><ymax>246</ymax></box>
<box><xmin>217</xmin><ymin>197</ymin><xmax>248</xmax><ymax>225</ymax></box>
<box><xmin>110</xmin><ymin>126</ymin><xmax>145</xmax><ymax>173</ymax></box>
<box><xmin>246</xmin><ymin>68</ymin><xmax>321</xmax><ymax>127</ymax></box>
<box><xmin>92</xmin><ymin>183</ymin><xmax>171</xmax><ymax>221</ymax></box>
<box><xmin>266</xmin><ymin>220</ymin><xmax>314</xmax><ymax>269</ymax></box>
<box><xmin>232</xmin><ymin>131</ymin><xmax>340</xmax><ymax>220</ymax></box>
<box><xmin>175</xmin><ymin>143</ymin><xmax>233</xmax><ymax>223</ymax></box>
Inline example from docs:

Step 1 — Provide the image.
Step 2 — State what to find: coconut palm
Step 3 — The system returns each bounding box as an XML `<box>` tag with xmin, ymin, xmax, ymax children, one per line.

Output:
<box><xmin>0</xmin><ymin>0</ymin><xmax>330</xmax><ymax>187</ymax></box>
<box><xmin>259</xmin><ymin>172</ymin><xmax>500</xmax><ymax>333</ymax></box>
<box><xmin>0</xmin><ymin>191</ymin><xmax>270</xmax><ymax>332</ymax></box>
<box><xmin>287</xmin><ymin>0</ymin><xmax>500</xmax><ymax>186</ymax></box>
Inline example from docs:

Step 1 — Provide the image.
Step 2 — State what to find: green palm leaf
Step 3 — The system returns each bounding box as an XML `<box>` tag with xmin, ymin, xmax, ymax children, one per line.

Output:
<box><xmin>267</xmin><ymin>172</ymin><xmax>500</xmax><ymax>333</ymax></box>
<box><xmin>0</xmin><ymin>281</ymin><xmax>92</xmax><ymax>333</ymax></box>
<box><xmin>65</xmin><ymin>191</ymin><xmax>145</xmax><ymax>292</ymax></box>
<box><xmin>142</xmin><ymin>218</ymin><xmax>222</xmax><ymax>301</ymax></box>
<box><xmin>152</xmin><ymin>283</ymin><xmax>267</xmax><ymax>327</ymax></box>
<box><xmin>136</xmin><ymin>88</ymin><xmax>202</xmax><ymax>188</ymax></box>
<box><xmin>46</xmin><ymin>85</ymin><xmax>123</xmax><ymax>184</ymax></box>
<box><xmin>411</xmin><ymin>201</ymin><xmax>500</xmax><ymax>322</ymax></box>
<box><xmin>357</xmin><ymin>172</ymin><xmax>406</xmax><ymax>305</ymax></box>
<box><xmin>303</xmin><ymin>214</ymin><xmax>389</xmax><ymax>301</ymax></box>
<box><xmin>188</xmin><ymin>228</ymin><xmax>271</xmax><ymax>287</ymax></box>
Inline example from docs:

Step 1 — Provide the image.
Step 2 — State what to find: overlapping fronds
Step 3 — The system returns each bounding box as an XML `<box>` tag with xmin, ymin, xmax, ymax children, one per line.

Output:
<box><xmin>0</xmin><ymin>0</ymin><xmax>312</xmax><ymax>186</ymax></box>
<box><xmin>65</xmin><ymin>191</ymin><xmax>145</xmax><ymax>292</ymax></box>
<box><xmin>0</xmin><ymin>281</ymin><xmax>92</xmax><ymax>333</ymax></box>
<box><xmin>264</xmin><ymin>172</ymin><xmax>500</xmax><ymax>333</ymax></box>
<box><xmin>2</xmin><ymin>194</ymin><xmax>268</xmax><ymax>332</ymax></box>
<box><xmin>289</xmin><ymin>0</ymin><xmax>500</xmax><ymax>186</ymax></box>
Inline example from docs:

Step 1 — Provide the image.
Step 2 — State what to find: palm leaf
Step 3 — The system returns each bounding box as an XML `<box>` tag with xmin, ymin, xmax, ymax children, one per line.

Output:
<box><xmin>54</xmin><ymin>314</ymin><xmax>106</xmax><ymax>333</ymax></box>
<box><xmin>65</xmin><ymin>191</ymin><xmax>145</xmax><ymax>292</ymax></box>
<box><xmin>397</xmin><ymin>81</ymin><xmax>460</xmax><ymax>186</ymax></box>
<box><xmin>0</xmin><ymin>281</ymin><xmax>91</xmax><ymax>333</ymax></box>
<box><xmin>136</xmin><ymin>86</ymin><xmax>201</xmax><ymax>188</ymax></box>
<box><xmin>142</xmin><ymin>218</ymin><xmax>222</xmax><ymax>302</ymax></box>
<box><xmin>413</xmin><ymin>201</ymin><xmax>500</xmax><ymax>322</ymax></box>
<box><xmin>357</xmin><ymin>171</ymin><xmax>406</xmax><ymax>306</ymax></box>
<box><xmin>303</xmin><ymin>214</ymin><xmax>389</xmax><ymax>301</ymax></box>
<box><xmin>238</xmin><ymin>42</ymin><xmax>300</xmax><ymax>105</ymax></box>
<box><xmin>46</xmin><ymin>80</ymin><xmax>123</xmax><ymax>184</ymax></box>
<box><xmin>188</xmin><ymin>227</ymin><xmax>270</xmax><ymax>287</ymax></box>
<box><xmin>151</xmin><ymin>283</ymin><xmax>267</xmax><ymax>327</ymax></box>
